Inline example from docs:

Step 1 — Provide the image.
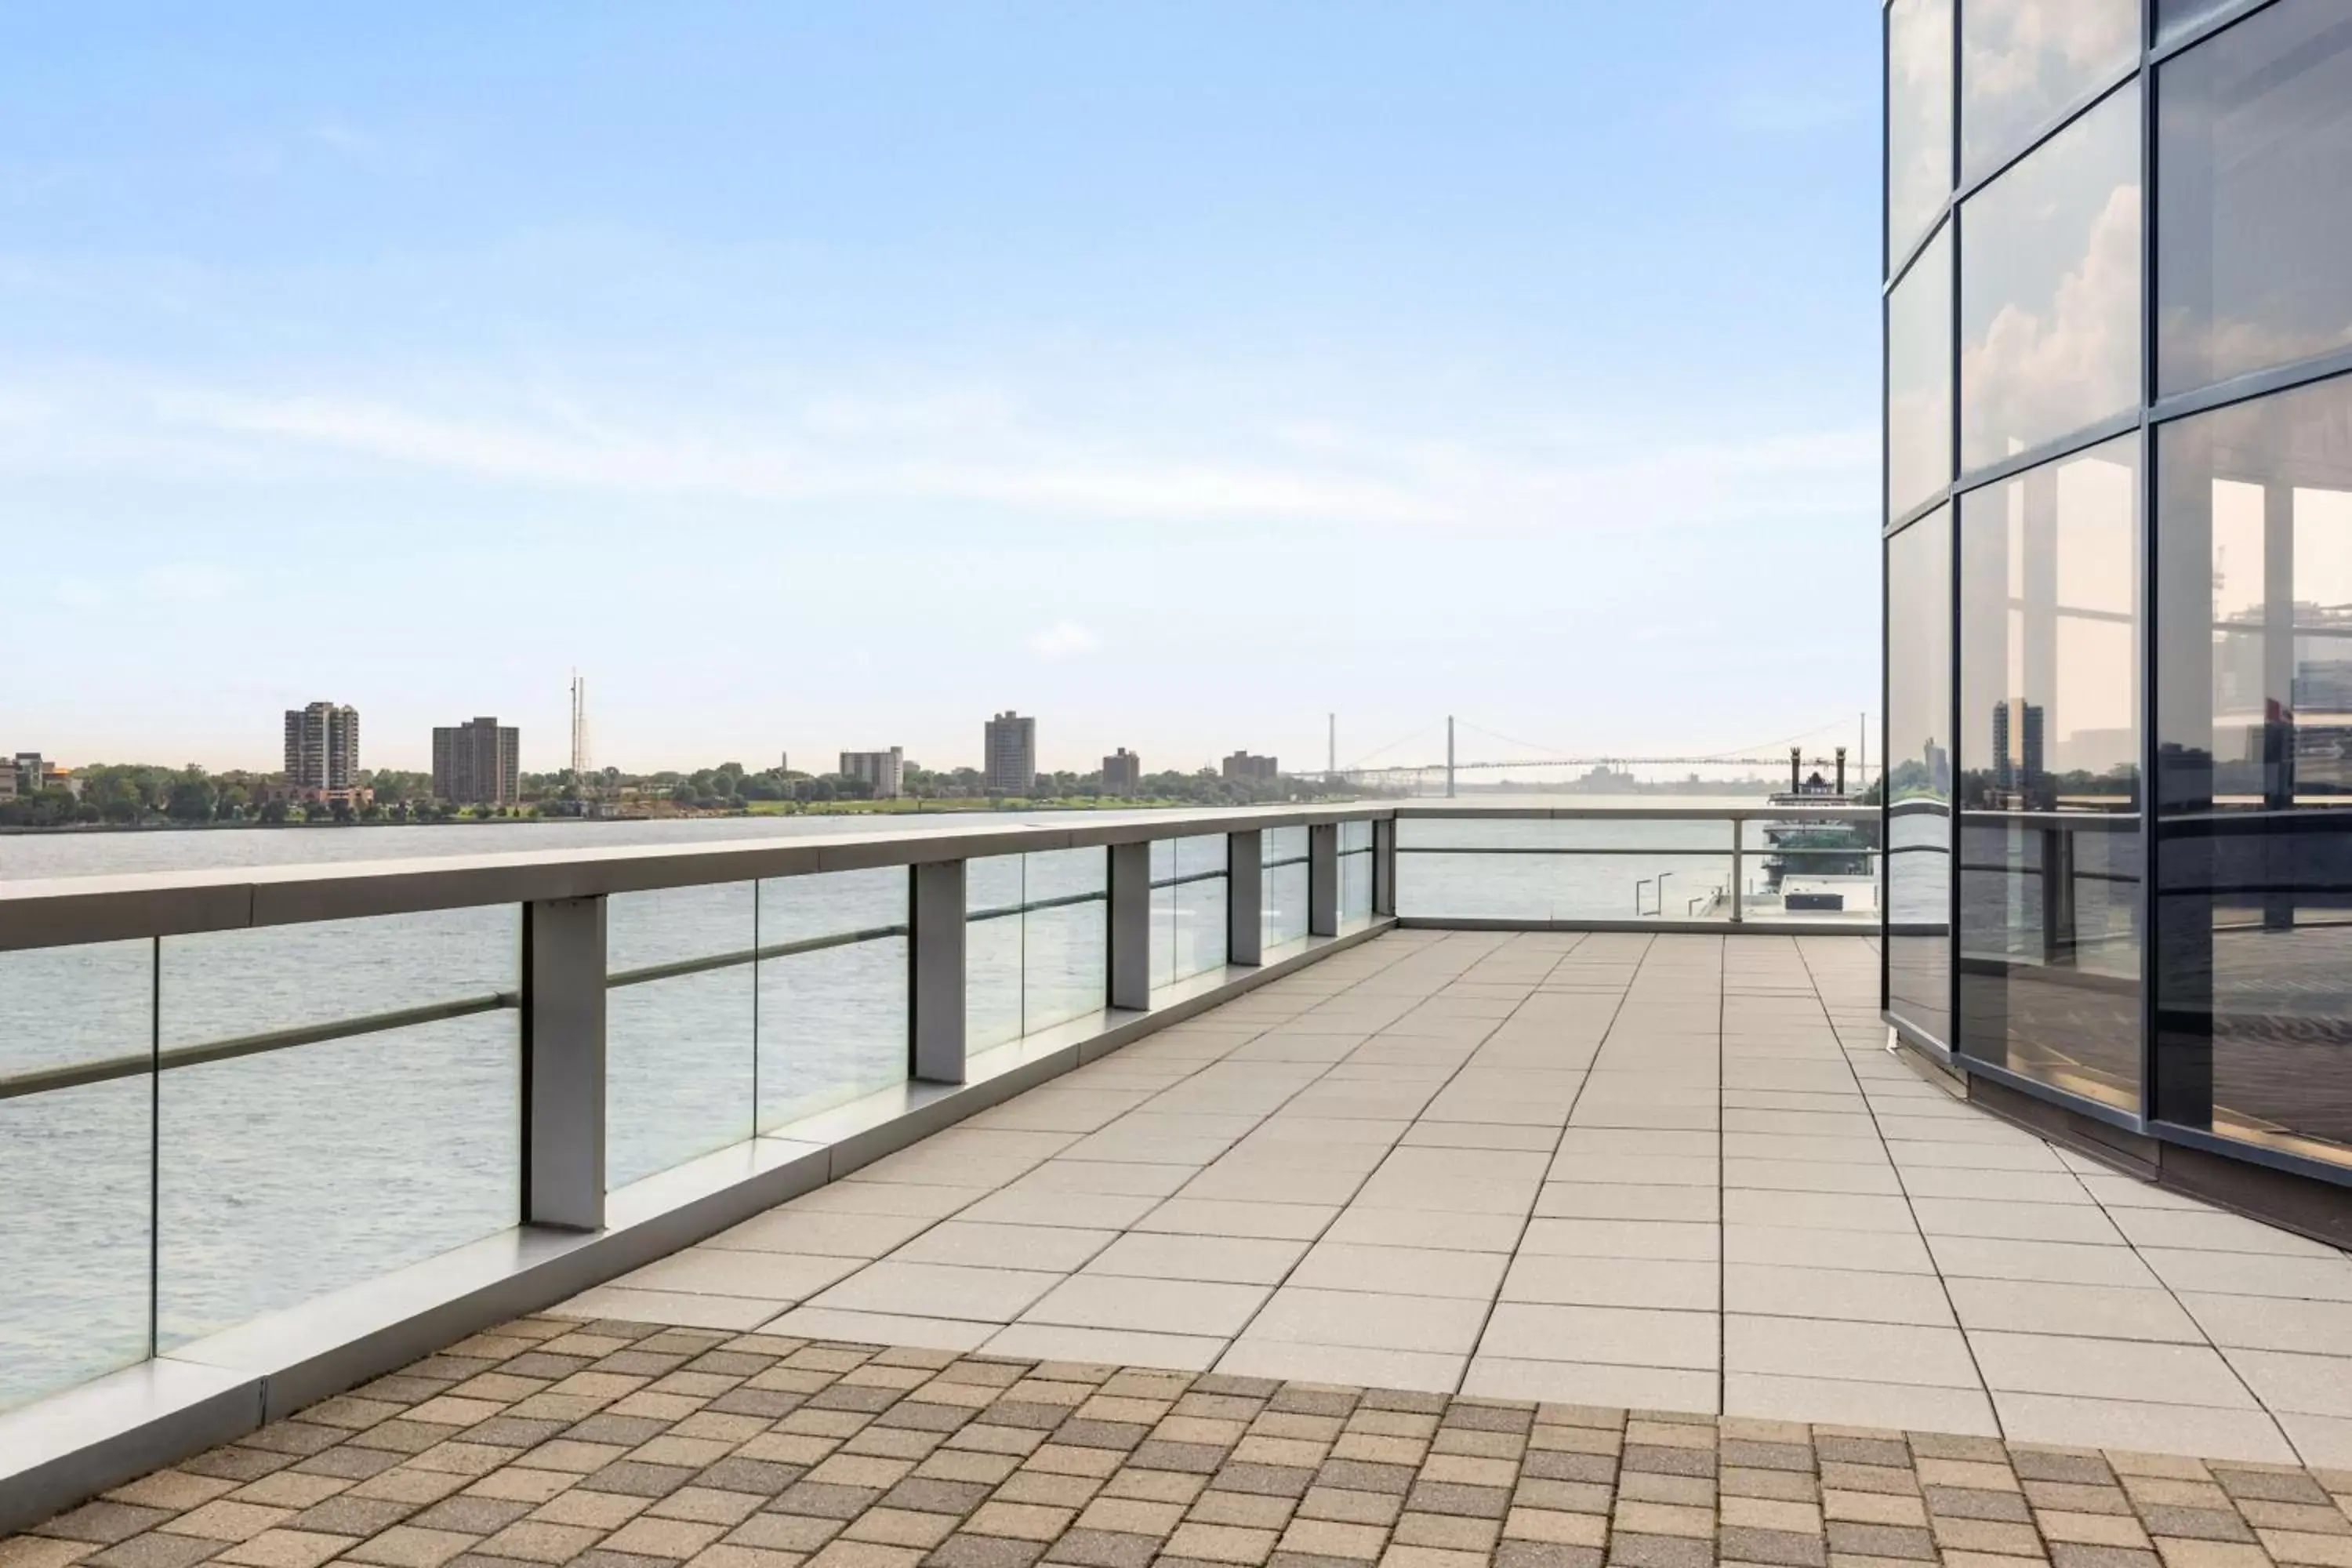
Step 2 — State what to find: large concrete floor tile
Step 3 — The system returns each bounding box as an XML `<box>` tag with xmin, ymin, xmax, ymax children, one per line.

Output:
<box><xmin>761</xmin><ymin>1306</ymin><xmax>1000</xmax><ymax>1352</ymax></box>
<box><xmin>551</xmin><ymin>1286</ymin><xmax>785</xmax><ymax>1331</ymax></box>
<box><xmin>1907</xmin><ymin>1197</ymin><xmax>2124</xmax><ymax>1245</ymax></box>
<box><xmin>2180</xmin><ymin>1292</ymin><xmax>2352</xmax><ymax>1354</ymax></box>
<box><xmin>807</xmin><ymin>1260</ymin><xmax>1065</xmax><ymax>1323</ymax></box>
<box><xmin>2140</xmin><ymin>1249</ymin><xmax>2352</xmax><ymax>1301</ymax></box>
<box><xmin>1990</xmin><ymin>1392</ymin><xmax>2295</xmax><ymax>1463</ymax></box>
<box><xmin>1723</xmin><ymin>1159</ymin><xmax>1905</xmax><ymax>1196</ymax></box>
<box><xmin>1400</xmin><ymin>1121</ymin><xmax>1562</xmax><ymax>1152</ymax></box>
<box><xmin>1501</xmin><ymin>1254</ymin><xmax>1719</xmax><ymax>1312</ymax></box>
<box><xmin>1725</xmin><ymin>1315</ymin><xmax>1979</xmax><ymax>1388</ymax></box>
<box><xmin>2280</xmin><ymin>1410</ymin><xmax>2352</xmax><ymax>1468</ymax></box>
<box><xmin>1548</xmin><ymin>1153</ymin><xmax>1719</xmax><ymax>1188</ymax></box>
<box><xmin>956</xmin><ymin>1187</ymin><xmax>1166</xmax><ymax>1230</ymax></box>
<box><xmin>1461</xmin><ymin>1356</ymin><xmax>1717</xmax><ymax>1414</ymax></box>
<box><xmin>1898</xmin><ymin>1168</ymin><xmax>2094</xmax><ymax>1203</ymax></box>
<box><xmin>1968</xmin><ymin>1331</ymin><xmax>2256</xmax><ymax>1406</ymax></box>
<box><xmin>1177</xmin><ymin>1164</ymin><xmax>1367</xmax><ymax>1207</ymax></box>
<box><xmin>1287</xmin><ymin>1242</ymin><xmax>1509</xmax><ymax>1301</ymax></box>
<box><xmin>1241</xmin><ymin>1287</ymin><xmax>1489</xmax><ymax>1354</ymax></box>
<box><xmin>1319</xmin><ymin>1207</ymin><xmax>1526</xmax><ymax>1253</ymax></box>
<box><xmin>1723</xmin><ymin>1373</ymin><xmax>1998</xmax><ymax>1436</ymax></box>
<box><xmin>1724</xmin><ymin>1265</ymin><xmax>1954</xmax><ymax>1327</ymax></box>
<box><xmin>616</xmin><ymin>1248</ymin><xmax>862</xmax><ymax>1301</ymax></box>
<box><xmin>2225</xmin><ymin>1348</ymin><xmax>2352</xmax><ymax>1419</ymax></box>
<box><xmin>2108</xmin><ymin>1207</ymin><xmax>2343</xmax><ymax>1258</ymax></box>
<box><xmin>1213</xmin><ymin>1340</ymin><xmax>1465</xmax><ymax>1394</ymax></box>
<box><xmin>967</xmin><ymin>1089</ymin><xmax>1153</xmax><ymax>1134</ymax></box>
<box><xmin>983</xmin><ymin>1323</ymin><xmax>1226</xmax><ymax>1372</ymax></box>
<box><xmin>1534</xmin><ymin>1181</ymin><xmax>1718</xmax><ymax>1222</ymax></box>
<box><xmin>1945</xmin><ymin>1278</ymin><xmax>2201</xmax><ymax>1342</ymax></box>
<box><xmin>1083</xmin><ymin>1232</ymin><xmax>1308</xmax><ymax>1285</ymax></box>
<box><xmin>889</xmin><ymin>1221</ymin><xmax>1119</xmax><ymax>1273</ymax></box>
<box><xmin>1135</xmin><ymin>1198</ymin><xmax>1338</xmax><ymax>1240</ymax></box>
<box><xmin>1021</xmin><ymin>1274</ymin><xmax>1269</xmax><ymax>1337</ymax></box>
<box><xmin>1518</xmin><ymin>1218</ymin><xmax>1719</xmax><ymax>1261</ymax></box>
<box><xmin>1348</xmin><ymin>1172</ymin><xmax>1541</xmax><ymax>1215</ymax></box>
<box><xmin>1927</xmin><ymin>1236</ymin><xmax>2162</xmax><ymax>1287</ymax></box>
<box><xmin>1479</xmin><ymin>1302</ymin><xmax>1719</xmax><ymax>1370</ymax></box>
<box><xmin>1723</xmin><ymin>1225</ymin><xmax>1934</xmax><ymax>1275</ymax></box>
<box><xmin>703</xmin><ymin>1207</ymin><xmax>938</xmax><ymax>1258</ymax></box>
<box><xmin>1720</xmin><ymin>1189</ymin><xmax>1917</xmax><ymax>1234</ymax></box>
<box><xmin>1018</xmin><ymin>1159</ymin><xmax>1196</xmax><ymax>1197</ymax></box>
<box><xmin>783</xmin><ymin>1181</ymin><xmax>992</xmax><ymax>1219</ymax></box>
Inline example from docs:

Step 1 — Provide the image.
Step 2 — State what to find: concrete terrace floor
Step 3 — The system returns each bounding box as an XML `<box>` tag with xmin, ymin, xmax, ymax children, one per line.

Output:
<box><xmin>543</xmin><ymin>930</ymin><xmax>2352</xmax><ymax>1468</ymax></box>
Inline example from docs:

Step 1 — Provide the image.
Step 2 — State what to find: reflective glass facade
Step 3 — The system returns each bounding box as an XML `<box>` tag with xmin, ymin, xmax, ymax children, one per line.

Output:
<box><xmin>1883</xmin><ymin>0</ymin><xmax>2352</xmax><ymax>1190</ymax></box>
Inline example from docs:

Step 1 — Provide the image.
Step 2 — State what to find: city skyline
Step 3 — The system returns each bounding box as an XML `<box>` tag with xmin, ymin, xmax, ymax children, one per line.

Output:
<box><xmin>2</xmin><ymin>4</ymin><xmax>1879</xmax><ymax>773</ymax></box>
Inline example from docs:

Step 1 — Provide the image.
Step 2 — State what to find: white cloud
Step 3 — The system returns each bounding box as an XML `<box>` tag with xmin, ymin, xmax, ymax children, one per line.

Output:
<box><xmin>1028</xmin><ymin>621</ymin><xmax>1100</xmax><ymax>659</ymax></box>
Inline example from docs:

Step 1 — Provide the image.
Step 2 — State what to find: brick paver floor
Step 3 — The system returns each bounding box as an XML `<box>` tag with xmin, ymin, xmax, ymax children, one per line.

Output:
<box><xmin>12</xmin><ymin>1315</ymin><xmax>2352</xmax><ymax>1568</ymax></box>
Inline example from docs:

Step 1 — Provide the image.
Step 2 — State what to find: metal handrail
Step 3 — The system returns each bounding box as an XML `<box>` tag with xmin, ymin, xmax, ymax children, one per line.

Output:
<box><xmin>606</xmin><ymin>921</ymin><xmax>913</xmax><ymax>988</ymax></box>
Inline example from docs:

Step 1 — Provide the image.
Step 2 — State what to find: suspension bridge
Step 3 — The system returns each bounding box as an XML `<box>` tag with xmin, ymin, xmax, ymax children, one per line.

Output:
<box><xmin>1322</xmin><ymin>715</ymin><xmax>1882</xmax><ymax>797</ymax></box>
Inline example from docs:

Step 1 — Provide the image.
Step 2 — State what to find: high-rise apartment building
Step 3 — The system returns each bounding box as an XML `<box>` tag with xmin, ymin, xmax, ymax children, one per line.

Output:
<box><xmin>840</xmin><ymin>747</ymin><xmax>905</xmax><ymax>798</ymax></box>
<box><xmin>1102</xmin><ymin>748</ymin><xmax>1142</xmax><ymax>794</ymax></box>
<box><xmin>1882</xmin><ymin>0</ymin><xmax>2352</xmax><ymax>1222</ymax></box>
<box><xmin>433</xmin><ymin>717</ymin><xmax>520</xmax><ymax>805</ymax></box>
<box><xmin>283</xmin><ymin>703</ymin><xmax>360</xmax><ymax>792</ymax></box>
<box><xmin>983</xmin><ymin>712</ymin><xmax>1036</xmax><ymax>795</ymax></box>
<box><xmin>1221</xmin><ymin>751</ymin><xmax>1278</xmax><ymax>782</ymax></box>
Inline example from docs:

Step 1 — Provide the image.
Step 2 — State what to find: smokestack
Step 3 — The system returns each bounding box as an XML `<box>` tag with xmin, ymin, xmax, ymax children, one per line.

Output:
<box><xmin>1790</xmin><ymin>747</ymin><xmax>1802</xmax><ymax>794</ymax></box>
<box><xmin>1835</xmin><ymin>746</ymin><xmax>1848</xmax><ymax>796</ymax></box>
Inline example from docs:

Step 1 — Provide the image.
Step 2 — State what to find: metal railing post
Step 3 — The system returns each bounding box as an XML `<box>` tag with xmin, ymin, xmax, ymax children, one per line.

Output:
<box><xmin>523</xmin><ymin>895</ymin><xmax>606</xmax><ymax>1232</ymax></box>
<box><xmin>1107</xmin><ymin>840</ymin><xmax>1152</xmax><ymax>1010</ymax></box>
<box><xmin>1308</xmin><ymin>822</ymin><xmax>1339</xmax><ymax>937</ymax></box>
<box><xmin>1372</xmin><ymin>816</ymin><xmax>1397</xmax><ymax>916</ymax></box>
<box><xmin>1730</xmin><ymin>817</ymin><xmax>1744</xmax><ymax>924</ymax></box>
<box><xmin>910</xmin><ymin>858</ymin><xmax>967</xmax><ymax>1083</ymax></box>
<box><xmin>1229</xmin><ymin>830</ymin><xmax>1264</xmax><ymax>966</ymax></box>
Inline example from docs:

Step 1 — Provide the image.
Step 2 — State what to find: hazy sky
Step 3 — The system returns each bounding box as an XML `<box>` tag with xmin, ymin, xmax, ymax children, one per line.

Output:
<box><xmin>2</xmin><ymin>3</ymin><xmax>1880</xmax><ymax>777</ymax></box>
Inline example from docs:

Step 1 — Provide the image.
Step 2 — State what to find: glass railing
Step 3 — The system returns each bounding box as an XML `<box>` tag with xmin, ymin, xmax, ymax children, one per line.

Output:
<box><xmin>0</xmin><ymin>798</ymin><xmax>1886</xmax><ymax>1435</ymax></box>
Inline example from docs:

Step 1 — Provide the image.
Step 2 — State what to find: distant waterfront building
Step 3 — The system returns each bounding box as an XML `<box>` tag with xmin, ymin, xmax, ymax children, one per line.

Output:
<box><xmin>1221</xmin><ymin>751</ymin><xmax>1278</xmax><ymax>782</ymax></box>
<box><xmin>1991</xmin><ymin>699</ymin><xmax>2044</xmax><ymax>800</ymax></box>
<box><xmin>840</xmin><ymin>747</ymin><xmax>905</xmax><ymax>799</ymax></box>
<box><xmin>1102</xmin><ymin>748</ymin><xmax>1142</xmax><ymax>795</ymax></box>
<box><xmin>984</xmin><ymin>712</ymin><xmax>1036</xmax><ymax>795</ymax></box>
<box><xmin>434</xmin><ymin>717</ymin><xmax>521</xmax><ymax>806</ymax></box>
<box><xmin>284</xmin><ymin>703</ymin><xmax>360</xmax><ymax>793</ymax></box>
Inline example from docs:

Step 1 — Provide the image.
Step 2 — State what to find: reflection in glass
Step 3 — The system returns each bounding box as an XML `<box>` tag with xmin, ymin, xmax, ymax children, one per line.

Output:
<box><xmin>1887</xmin><ymin>506</ymin><xmax>1955</xmax><ymax>1046</ymax></box>
<box><xmin>1962</xmin><ymin>0</ymin><xmax>2140</xmax><ymax>182</ymax></box>
<box><xmin>2158</xmin><ymin>0</ymin><xmax>2262</xmax><ymax>46</ymax></box>
<box><xmin>756</xmin><ymin>869</ymin><xmax>907</xmax><ymax>1131</ymax></box>
<box><xmin>1960</xmin><ymin>84</ymin><xmax>2140</xmax><ymax>472</ymax></box>
<box><xmin>1957</xmin><ymin>435</ymin><xmax>2143</xmax><ymax>1110</ymax></box>
<box><xmin>158</xmin><ymin>909</ymin><xmax>520</xmax><ymax>1345</ymax></box>
<box><xmin>1396</xmin><ymin>851</ymin><xmax>1741</xmax><ymax>924</ymax></box>
<box><xmin>1262</xmin><ymin>827</ymin><xmax>1311</xmax><ymax>949</ymax></box>
<box><xmin>966</xmin><ymin>855</ymin><xmax>1025</xmax><ymax>1050</ymax></box>
<box><xmin>1151</xmin><ymin>837</ymin><xmax>1229</xmax><ymax>987</ymax></box>
<box><xmin>1888</xmin><ymin>0</ymin><xmax>1955</xmax><ymax>267</ymax></box>
<box><xmin>1339</xmin><ymin>821</ymin><xmax>1374</xmax><ymax>930</ymax></box>
<box><xmin>607</xmin><ymin>883</ymin><xmax>754</xmax><ymax>1188</ymax></box>
<box><xmin>2155</xmin><ymin>377</ymin><xmax>2352</xmax><ymax>1166</ymax></box>
<box><xmin>0</xmin><ymin>942</ymin><xmax>153</xmax><ymax>1410</ymax></box>
<box><xmin>1022</xmin><ymin>848</ymin><xmax>1106</xmax><ymax>1035</ymax></box>
<box><xmin>2158</xmin><ymin>0</ymin><xmax>2352</xmax><ymax>397</ymax></box>
<box><xmin>1889</xmin><ymin>221</ymin><xmax>1955</xmax><ymax>519</ymax></box>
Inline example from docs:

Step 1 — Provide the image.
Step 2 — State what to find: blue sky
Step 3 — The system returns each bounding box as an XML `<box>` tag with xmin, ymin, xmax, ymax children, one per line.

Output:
<box><xmin>2</xmin><ymin>3</ymin><xmax>1882</xmax><ymax>777</ymax></box>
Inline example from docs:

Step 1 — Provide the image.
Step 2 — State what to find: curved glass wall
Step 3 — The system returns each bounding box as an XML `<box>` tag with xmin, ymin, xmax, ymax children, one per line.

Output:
<box><xmin>2158</xmin><ymin>0</ymin><xmax>2352</xmax><ymax>397</ymax></box>
<box><xmin>1959</xmin><ymin>82</ymin><xmax>2140</xmax><ymax>474</ymax></box>
<box><xmin>1961</xmin><ymin>0</ymin><xmax>2140</xmax><ymax>183</ymax></box>
<box><xmin>1888</xmin><ymin>0</ymin><xmax>1955</xmax><ymax>267</ymax></box>
<box><xmin>1887</xmin><ymin>504</ymin><xmax>1955</xmax><ymax>1047</ymax></box>
<box><xmin>1889</xmin><ymin>222</ymin><xmax>1955</xmax><ymax>519</ymax></box>
<box><xmin>2154</xmin><ymin>373</ymin><xmax>2352</xmax><ymax>1168</ymax></box>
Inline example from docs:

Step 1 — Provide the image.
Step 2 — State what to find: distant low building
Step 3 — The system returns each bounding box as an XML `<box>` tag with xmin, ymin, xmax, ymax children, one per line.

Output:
<box><xmin>434</xmin><ymin>717</ymin><xmax>521</xmax><ymax>805</ymax></box>
<box><xmin>840</xmin><ymin>747</ymin><xmax>906</xmax><ymax>799</ymax></box>
<box><xmin>985</xmin><ymin>712</ymin><xmax>1036</xmax><ymax>795</ymax></box>
<box><xmin>1102</xmin><ymin>748</ymin><xmax>1142</xmax><ymax>794</ymax></box>
<box><xmin>1221</xmin><ymin>751</ymin><xmax>1278</xmax><ymax>782</ymax></box>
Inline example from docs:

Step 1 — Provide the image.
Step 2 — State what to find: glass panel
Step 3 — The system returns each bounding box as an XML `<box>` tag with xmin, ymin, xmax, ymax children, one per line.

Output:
<box><xmin>158</xmin><ymin>909</ymin><xmax>520</xmax><ymax>1345</ymax></box>
<box><xmin>1889</xmin><ymin>220</ymin><xmax>1955</xmax><ymax>519</ymax></box>
<box><xmin>1171</xmin><ymin>836</ymin><xmax>1229</xmax><ymax>982</ymax></box>
<box><xmin>756</xmin><ymin>869</ymin><xmax>908</xmax><ymax>1131</ymax></box>
<box><xmin>1962</xmin><ymin>0</ymin><xmax>2141</xmax><ymax>182</ymax></box>
<box><xmin>2158</xmin><ymin>0</ymin><xmax>2352</xmax><ymax>397</ymax></box>
<box><xmin>1958</xmin><ymin>434</ymin><xmax>2143</xmax><ymax>1111</ymax></box>
<box><xmin>966</xmin><ymin>854</ymin><xmax>1025</xmax><ymax>1051</ymax></box>
<box><xmin>1261</xmin><ymin>825</ymin><xmax>1310</xmax><ymax>866</ymax></box>
<box><xmin>1340</xmin><ymin>848</ymin><xmax>1374</xmax><ymax>929</ymax></box>
<box><xmin>2158</xmin><ymin>0</ymin><xmax>2261</xmax><ymax>46</ymax></box>
<box><xmin>1264</xmin><ymin>861</ymin><xmax>1312</xmax><ymax>949</ymax></box>
<box><xmin>1888</xmin><ymin>505</ymin><xmax>1956</xmax><ymax>1046</ymax></box>
<box><xmin>1339</xmin><ymin>820</ymin><xmax>1374</xmax><ymax>853</ymax></box>
<box><xmin>1149</xmin><ymin>839</ymin><xmax>1179</xmax><ymax>992</ymax></box>
<box><xmin>2155</xmin><ymin>376</ymin><xmax>2352</xmax><ymax>1167</ymax></box>
<box><xmin>0</xmin><ymin>941</ymin><xmax>153</xmax><ymax>1410</ymax></box>
<box><xmin>607</xmin><ymin>883</ymin><xmax>754</xmax><ymax>1189</ymax></box>
<box><xmin>1023</xmin><ymin>848</ymin><xmax>1106</xmax><ymax>1035</ymax></box>
<box><xmin>1398</xmin><ymin>818</ymin><xmax>1733</xmax><ymax>851</ymax></box>
<box><xmin>1889</xmin><ymin>0</ymin><xmax>1956</xmax><ymax>267</ymax></box>
<box><xmin>1960</xmin><ymin>83</ymin><xmax>2141</xmax><ymax>473</ymax></box>
<box><xmin>1396</xmin><ymin>854</ymin><xmax>1749</xmax><ymax>923</ymax></box>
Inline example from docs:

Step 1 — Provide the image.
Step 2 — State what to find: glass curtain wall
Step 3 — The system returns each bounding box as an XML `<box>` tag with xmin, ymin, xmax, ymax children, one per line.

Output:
<box><xmin>1886</xmin><ymin>0</ymin><xmax>2352</xmax><ymax>1186</ymax></box>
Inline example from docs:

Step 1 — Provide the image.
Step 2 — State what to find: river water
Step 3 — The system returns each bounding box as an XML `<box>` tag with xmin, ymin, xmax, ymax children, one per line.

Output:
<box><xmin>0</xmin><ymin>798</ymin><xmax>1860</xmax><ymax>1410</ymax></box>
